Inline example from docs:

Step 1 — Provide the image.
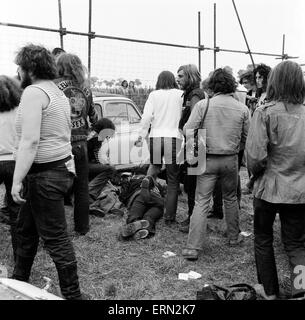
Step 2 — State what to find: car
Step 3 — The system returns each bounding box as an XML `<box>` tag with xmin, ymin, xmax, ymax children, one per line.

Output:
<box><xmin>92</xmin><ymin>93</ymin><xmax>150</xmax><ymax>171</ymax></box>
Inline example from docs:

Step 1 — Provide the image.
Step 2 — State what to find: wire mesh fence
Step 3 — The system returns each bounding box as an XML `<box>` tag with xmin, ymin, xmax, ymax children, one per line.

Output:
<box><xmin>0</xmin><ymin>0</ymin><xmax>296</xmax><ymax>110</ymax></box>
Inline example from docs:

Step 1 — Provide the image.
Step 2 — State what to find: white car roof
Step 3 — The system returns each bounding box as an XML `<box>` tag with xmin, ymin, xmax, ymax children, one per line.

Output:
<box><xmin>93</xmin><ymin>95</ymin><xmax>132</xmax><ymax>102</ymax></box>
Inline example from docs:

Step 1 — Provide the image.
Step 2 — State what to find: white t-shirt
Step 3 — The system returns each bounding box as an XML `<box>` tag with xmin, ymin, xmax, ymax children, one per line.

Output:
<box><xmin>139</xmin><ymin>88</ymin><xmax>183</xmax><ymax>139</ymax></box>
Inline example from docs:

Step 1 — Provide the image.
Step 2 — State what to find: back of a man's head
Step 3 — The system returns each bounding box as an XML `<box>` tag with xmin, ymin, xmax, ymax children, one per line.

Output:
<box><xmin>15</xmin><ymin>44</ymin><xmax>57</xmax><ymax>81</ymax></box>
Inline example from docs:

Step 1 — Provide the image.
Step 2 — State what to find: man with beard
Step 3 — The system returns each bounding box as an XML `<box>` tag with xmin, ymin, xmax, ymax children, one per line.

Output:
<box><xmin>11</xmin><ymin>44</ymin><xmax>86</xmax><ymax>300</ymax></box>
<box><xmin>177</xmin><ymin>64</ymin><xmax>205</xmax><ymax>233</ymax></box>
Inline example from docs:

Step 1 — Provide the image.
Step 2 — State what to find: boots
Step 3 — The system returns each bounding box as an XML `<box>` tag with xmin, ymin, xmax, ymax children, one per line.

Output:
<box><xmin>12</xmin><ymin>255</ymin><xmax>35</xmax><ymax>282</ymax></box>
<box><xmin>56</xmin><ymin>263</ymin><xmax>84</xmax><ymax>300</ymax></box>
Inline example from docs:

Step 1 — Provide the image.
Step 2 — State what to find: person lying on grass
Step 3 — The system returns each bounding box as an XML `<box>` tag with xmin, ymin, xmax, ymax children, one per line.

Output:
<box><xmin>119</xmin><ymin>175</ymin><xmax>166</xmax><ymax>240</ymax></box>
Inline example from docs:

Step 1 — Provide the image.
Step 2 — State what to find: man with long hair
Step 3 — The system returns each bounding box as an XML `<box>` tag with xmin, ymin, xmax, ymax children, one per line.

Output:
<box><xmin>11</xmin><ymin>44</ymin><xmax>85</xmax><ymax>299</ymax></box>
<box><xmin>246</xmin><ymin>61</ymin><xmax>305</xmax><ymax>300</ymax></box>
<box><xmin>55</xmin><ymin>53</ymin><xmax>98</xmax><ymax>235</ymax></box>
<box><xmin>182</xmin><ymin>68</ymin><xmax>249</xmax><ymax>261</ymax></box>
<box><xmin>177</xmin><ymin>64</ymin><xmax>205</xmax><ymax>233</ymax></box>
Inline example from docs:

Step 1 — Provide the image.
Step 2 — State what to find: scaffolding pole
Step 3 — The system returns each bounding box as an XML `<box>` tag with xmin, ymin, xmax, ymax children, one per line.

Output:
<box><xmin>198</xmin><ymin>11</ymin><xmax>201</xmax><ymax>73</ymax></box>
<box><xmin>232</xmin><ymin>0</ymin><xmax>255</xmax><ymax>69</ymax></box>
<box><xmin>58</xmin><ymin>0</ymin><xmax>64</xmax><ymax>49</ymax></box>
<box><xmin>88</xmin><ymin>0</ymin><xmax>94</xmax><ymax>78</ymax></box>
<box><xmin>282</xmin><ymin>34</ymin><xmax>286</xmax><ymax>60</ymax></box>
<box><xmin>214</xmin><ymin>3</ymin><xmax>217</xmax><ymax>69</ymax></box>
<box><xmin>0</xmin><ymin>21</ymin><xmax>291</xmax><ymax>59</ymax></box>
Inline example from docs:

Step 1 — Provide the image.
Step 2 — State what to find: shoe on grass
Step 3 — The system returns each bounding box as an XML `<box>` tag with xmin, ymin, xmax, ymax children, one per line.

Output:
<box><xmin>254</xmin><ymin>284</ymin><xmax>277</xmax><ymax>300</ymax></box>
<box><xmin>182</xmin><ymin>248</ymin><xmax>198</xmax><ymax>261</ymax></box>
<box><xmin>133</xmin><ymin>229</ymin><xmax>149</xmax><ymax>240</ymax></box>
<box><xmin>120</xmin><ymin>220</ymin><xmax>150</xmax><ymax>238</ymax></box>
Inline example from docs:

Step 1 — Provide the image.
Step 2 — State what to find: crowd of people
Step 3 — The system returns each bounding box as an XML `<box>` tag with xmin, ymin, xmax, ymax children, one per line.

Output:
<box><xmin>0</xmin><ymin>43</ymin><xmax>305</xmax><ymax>300</ymax></box>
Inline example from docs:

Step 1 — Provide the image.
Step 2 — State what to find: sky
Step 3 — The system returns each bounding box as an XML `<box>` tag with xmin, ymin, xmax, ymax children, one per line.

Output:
<box><xmin>0</xmin><ymin>0</ymin><xmax>305</xmax><ymax>86</ymax></box>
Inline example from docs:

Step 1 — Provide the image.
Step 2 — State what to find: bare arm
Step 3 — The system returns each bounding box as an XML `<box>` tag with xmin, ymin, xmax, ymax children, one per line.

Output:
<box><xmin>12</xmin><ymin>87</ymin><xmax>47</xmax><ymax>203</ymax></box>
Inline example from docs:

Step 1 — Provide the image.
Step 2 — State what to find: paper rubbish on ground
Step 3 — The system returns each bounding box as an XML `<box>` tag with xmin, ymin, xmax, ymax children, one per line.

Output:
<box><xmin>240</xmin><ymin>231</ymin><xmax>252</xmax><ymax>237</ymax></box>
<box><xmin>178</xmin><ymin>273</ymin><xmax>189</xmax><ymax>281</ymax></box>
<box><xmin>162</xmin><ymin>251</ymin><xmax>177</xmax><ymax>258</ymax></box>
<box><xmin>178</xmin><ymin>271</ymin><xmax>202</xmax><ymax>281</ymax></box>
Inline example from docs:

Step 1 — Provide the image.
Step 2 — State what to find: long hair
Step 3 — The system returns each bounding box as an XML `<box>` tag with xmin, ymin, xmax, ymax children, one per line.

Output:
<box><xmin>15</xmin><ymin>44</ymin><xmax>57</xmax><ymax>80</ymax></box>
<box><xmin>266</xmin><ymin>61</ymin><xmax>305</xmax><ymax>105</ymax></box>
<box><xmin>253</xmin><ymin>63</ymin><xmax>271</xmax><ymax>94</ymax></box>
<box><xmin>56</xmin><ymin>53</ymin><xmax>86</xmax><ymax>87</ymax></box>
<box><xmin>177</xmin><ymin>64</ymin><xmax>201</xmax><ymax>92</ymax></box>
<box><xmin>155</xmin><ymin>71</ymin><xmax>178</xmax><ymax>90</ymax></box>
<box><xmin>239</xmin><ymin>70</ymin><xmax>255</xmax><ymax>86</ymax></box>
<box><xmin>208</xmin><ymin>68</ymin><xmax>237</xmax><ymax>94</ymax></box>
<box><xmin>0</xmin><ymin>75</ymin><xmax>22</xmax><ymax>112</ymax></box>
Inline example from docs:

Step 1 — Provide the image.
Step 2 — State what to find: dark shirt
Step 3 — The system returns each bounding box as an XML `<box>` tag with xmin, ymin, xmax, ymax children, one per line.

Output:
<box><xmin>54</xmin><ymin>78</ymin><xmax>98</xmax><ymax>142</ymax></box>
<box><xmin>178</xmin><ymin>87</ymin><xmax>205</xmax><ymax>130</ymax></box>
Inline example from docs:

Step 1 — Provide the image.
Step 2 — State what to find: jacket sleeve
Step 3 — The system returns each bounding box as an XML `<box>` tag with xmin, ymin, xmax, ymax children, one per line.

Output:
<box><xmin>240</xmin><ymin>107</ymin><xmax>250</xmax><ymax>150</ymax></box>
<box><xmin>183</xmin><ymin>100</ymin><xmax>204</xmax><ymax>135</ymax></box>
<box><xmin>245</xmin><ymin>108</ymin><xmax>268</xmax><ymax>177</ymax></box>
<box><xmin>138</xmin><ymin>93</ymin><xmax>154</xmax><ymax>138</ymax></box>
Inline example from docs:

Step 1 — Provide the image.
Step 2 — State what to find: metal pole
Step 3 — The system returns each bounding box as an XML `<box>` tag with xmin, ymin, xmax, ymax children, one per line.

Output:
<box><xmin>214</xmin><ymin>3</ymin><xmax>217</xmax><ymax>69</ymax></box>
<box><xmin>88</xmin><ymin>0</ymin><xmax>92</xmax><ymax>78</ymax></box>
<box><xmin>198</xmin><ymin>11</ymin><xmax>201</xmax><ymax>73</ymax></box>
<box><xmin>0</xmin><ymin>21</ymin><xmax>297</xmax><ymax>59</ymax></box>
<box><xmin>282</xmin><ymin>34</ymin><xmax>285</xmax><ymax>60</ymax></box>
<box><xmin>232</xmin><ymin>0</ymin><xmax>255</xmax><ymax>69</ymax></box>
<box><xmin>58</xmin><ymin>0</ymin><xmax>64</xmax><ymax>49</ymax></box>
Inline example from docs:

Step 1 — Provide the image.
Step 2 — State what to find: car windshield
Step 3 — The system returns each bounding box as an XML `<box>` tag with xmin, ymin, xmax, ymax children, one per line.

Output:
<box><xmin>103</xmin><ymin>101</ymin><xmax>140</xmax><ymax>125</ymax></box>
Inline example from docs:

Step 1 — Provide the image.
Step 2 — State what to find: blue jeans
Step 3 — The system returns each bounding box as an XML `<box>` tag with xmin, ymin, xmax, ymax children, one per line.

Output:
<box><xmin>148</xmin><ymin>137</ymin><xmax>182</xmax><ymax>221</ymax></box>
<box><xmin>254</xmin><ymin>198</ymin><xmax>305</xmax><ymax>297</ymax></box>
<box><xmin>127</xmin><ymin>192</ymin><xmax>164</xmax><ymax>234</ymax></box>
<box><xmin>72</xmin><ymin>141</ymin><xmax>89</xmax><ymax>233</ymax></box>
<box><xmin>187</xmin><ymin>154</ymin><xmax>240</xmax><ymax>249</ymax></box>
<box><xmin>15</xmin><ymin>164</ymin><xmax>76</xmax><ymax>267</ymax></box>
<box><xmin>0</xmin><ymin>160</ymin><xmax>20</xmax><ymax>257</ymax></box>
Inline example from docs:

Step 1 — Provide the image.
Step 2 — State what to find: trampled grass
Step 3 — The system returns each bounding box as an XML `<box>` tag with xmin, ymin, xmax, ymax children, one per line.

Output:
<box><xmin>0</xmin><ymin>168</ymin><xmax>291</xmax><ymax>300</ymax></box>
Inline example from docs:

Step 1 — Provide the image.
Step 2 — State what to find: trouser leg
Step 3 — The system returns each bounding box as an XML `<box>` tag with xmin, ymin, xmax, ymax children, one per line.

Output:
<box><xmin>72</xmin><ymin>142</ymin><xmax>90</xmax><ymax>234</ymax></box>
<box><xmin>127</xmin><ymin>194</ymin><xmax>147</xmax><ymax>224</ymax></box>
<box><xmin>253</xmin><ymin>198</ymin><xmax>279</xmax><ymax>296</ymax></box>
<box><xmin>220</xmin><ymin>155</ymin><xmax>240</xmax><ymax>240</ymax></box>
<box><xmin>27</xmin><ymin>168</ymin><xmax>81</xmax><ymax>299</ymax></box>
<box><xmin>184</xmin><ymin>173</ymin><xmax>197</xmax><ymax>216</ymax></box>
<box><xmin>187</xmin><ymin>171</ymin><xmax>217</xmax><ymax>250</ymax></box>
<box><xmin>279</xmin><ymin>204</ymin><xmax>305</xmax><ymax>298</ymax></box>
<box><xmin>12</xmin><ymin>200</ymin><xmax>38</xmax><ymax>281</ymax></box>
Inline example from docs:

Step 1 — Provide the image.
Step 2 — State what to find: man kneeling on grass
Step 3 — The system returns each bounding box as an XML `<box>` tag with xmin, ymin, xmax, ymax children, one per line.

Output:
<box><xmin>119</xmin><ymin>175</ymin><xmax>165</xmax><ymax>240</ymax></box>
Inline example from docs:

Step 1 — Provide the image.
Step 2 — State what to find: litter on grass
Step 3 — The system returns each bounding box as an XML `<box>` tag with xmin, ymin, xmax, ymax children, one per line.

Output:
<box><xmin>162</xmin><ymin>251</ymin><xmax>177</xmax><ymax>258</ymax></box>
<box><xmin>240</xmin><ymin>231</ymin><xmax>252</xmax><ymax>237</ymax></box>
<box><xmin>178</xmin><ymin>271</ymin><xmax>202</xmax><ymax>281</ymax></box>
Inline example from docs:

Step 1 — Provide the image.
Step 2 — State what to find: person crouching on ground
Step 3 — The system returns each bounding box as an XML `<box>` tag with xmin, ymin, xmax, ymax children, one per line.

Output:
<box><xmin>119</xmin><ymin>175</ymin><xmax>166</xmax><ymax>240</ymax></box>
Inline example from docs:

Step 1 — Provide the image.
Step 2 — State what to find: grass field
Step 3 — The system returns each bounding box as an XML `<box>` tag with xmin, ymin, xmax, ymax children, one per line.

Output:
<box><xmin>0</xmin><ymin>167</ymin><xmax>291</xmax><ymax>300</ymax></box>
